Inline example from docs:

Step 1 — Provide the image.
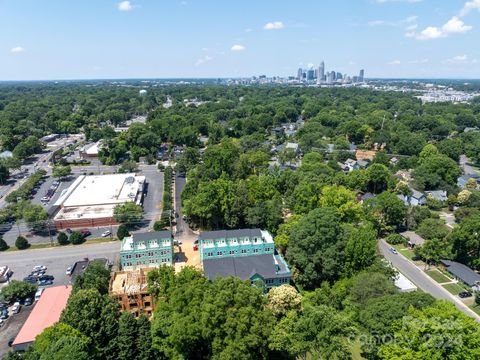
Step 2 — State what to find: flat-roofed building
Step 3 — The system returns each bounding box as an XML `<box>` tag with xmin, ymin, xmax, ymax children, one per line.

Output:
<box><xmin>53</xmin><ymin>173</ymin><xmax>145</xmax><ymax>229</ymax></box>
<box><xmin>12</xmin><ymin>286</ymin><xmax>72</xmax><ymax>352</ymax></box>
<box><xmin>109</xmin><ymin>268</ymin><xmax>155</xmax><ymax>318</ymax></box>
<box><xmin>199</xmin><ymin>229</ymin><xmax>292</xmax><ymax>289</ymax></box>
<box><xmin>120</xmin><ymin>231</ymin><xmax>173</xmax><ymax>269</ymax></box>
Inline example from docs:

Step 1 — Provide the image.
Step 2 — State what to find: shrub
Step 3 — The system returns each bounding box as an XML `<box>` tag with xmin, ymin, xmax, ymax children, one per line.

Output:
<box><xmin>0</xmin><ymin>237</ymin><xmax>9</xmax><ymax>251</ymax></box>
<box><xmin>385</xmin><ymin>233</ymin><xmax>406</xmax><ymax>245</ymax></box>
<box><xmin>15</xmin><ymin>236</ymin><xmax>30</xmax><ymax>250</ymax></box>
<box><xmin>57</xmin><ymin>232</ymin><xmax>69</xmax><ymax>245</ymax></box>
<box><xmin>117</xmin><ymin>224</ymin><xmax>130</xmax><ymax>241</ymax></box>
<box><xmin>70</xmin><ymin>231</ymin><xmax>85</xmax><ymax>245</ymax></box>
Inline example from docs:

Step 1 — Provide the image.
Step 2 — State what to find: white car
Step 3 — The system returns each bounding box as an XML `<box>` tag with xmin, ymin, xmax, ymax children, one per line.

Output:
<box><xmin>101</xmin><ymin>230</ymin><xmax>112</xmax><ymax>237</ymax></box>
<box><xmin>66</xmin><ymin>266</ymin><xmax>73</xmax><ymax>276</ymax></box>
<box><xmin>11</xmin><ymin>302</ymin><xmax>21</xmax><ymax>314</ymax></box>
<box><xmin>33</xmin><ymin>265</ymin><xmax>47</xmax><ymax>271</ymax></box>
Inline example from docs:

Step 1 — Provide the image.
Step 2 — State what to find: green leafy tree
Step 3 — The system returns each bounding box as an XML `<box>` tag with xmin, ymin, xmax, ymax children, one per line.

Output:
<box><xmin>73</xmin><ymin>261</ymin><xmax>111</xmax><ymax>295</ymax></box>
<box><xmin>347</xmin><ymin>271</ymin><xmax>396</xmax><ymax>308</ymax></box>
<box><xmin>15</xmin><ymin>235</ymin><xmax>29</xmax><ymax>250</ymax></box>
<box><xmin>364</xmin><ymin>191</ymin><xmax>407</xmax><ymax>233</ymax></box>
<box><xmin>0</xmin><ymin>237</ymin><xmax>9</xmax><ymax>251</ymax></box>
<box><xmin>31</xmin><ymin>323</ymin><xmax>92</xmax><ymax>360</ymax></box>
<box><xmin>57</xmin><ymin>232</ymin><xmax>69</xmax><ymax>245</ymax></box>
<box><xmin>319</xmin><ymin>185</ymin><xmax>362</xmax><ymax>223</ymax></box>
<box><xmin>116</xmin><ymin>312</ymin><xmax>139</xmax><ymax>360</ymax></box>
<box><xmin>416</xmin><ymin>218</ymin><xmax>450</xmax><ymax>240</ymax></box>
<box><xmin>60</xmin><ymin>289</ymin><xmax>119</xmax><ymax>359</ymax></box>
<box><xmin>415</xmin><ymin>238</ymin><xmax>450</xmax><ymax>268</ymax></box>
<box><xmin>269</xmin><ymin>305</ymin><xmax>357</xmax><ymax>360</ymax></box>
<box><xmin>343</xmin><ymin>225</ymin><xmax>378</xmax><ymax>277</ymax></box>
<box><xmin>366</xmin><ymin>163</ymin><xmax>391</xmax><ymax>194</ymax></box>
<box><xmin>113</xmin><ymin>202</ymin><xmax>144</xmax><ymax>225</ymax></box>
<box><xmin>447</xmin><ymin>214</ymin><xmax>480</xmax><ymax>269</ymax></box>
<box><xmin>52</xmin><ymin>165</ymin><xmax>72</xmax><ymax>178</ymax></box>
<box><xmin>0</xmin><ymin>280</ymin><xmax>37</xmax><ymax>302</ymax></box>
<box><xmin>22</xmin><ymin>203</ymin><xmax>49</xmax><ymax>232</ymax></box>
<box><xmin>378</xmin><ymin>301</ymin><xmax>480</xmax><ymax>359</ymax></box>
<box><xmin>116</xmin><ymin>224</ymin><xmax>130</xmax><ymax>240</ymax></box>
<box><xmin>286</xmin><ymin>207</ymin><xmax>345</xmax><ymax>289</ymax></box>
<box><xmin>0</xmin><ymin>163</ymin><xmax>9</xmax><ymax>185</ymax></box>
<box><xmin>69</xmin><ymin>231</ymin><xmax>85</xmax><ymax>245</ymax></box>
<box><xmin>267</xmin><ymin>284</ymin><xmax>302</xmax><ymax>318</ymax></box>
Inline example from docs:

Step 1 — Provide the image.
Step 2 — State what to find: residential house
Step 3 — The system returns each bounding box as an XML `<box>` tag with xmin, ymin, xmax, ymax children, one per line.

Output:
<box><xmin>397</xmin><ymin>189</ymin><xmax>427</xmax><ymax>206</ymax></box>
<box><xmin>425</xmin><ymin>190</ymin><xmax>448</xmax><ymax>202</ymax></box>
<box><xmin>0</xmin><ymin>150</ymin><xmax>13</xmax><ymax>159</ymax></box>
<box><xmin>343</xmin><ymin>158</ymin><xmax>369</xmax><ymax>172</ymax></box>
<box><xmin>199</xmin><ymin>229</ymin><xmax>292</xmax><ymax>289</ymax></box>
<box><xmin>285</xmin><ymin>142</ymin><xmax>300</xmax><ymax>155</ymax></box>
<box><xmin>401</xmin><ymin>231</ymin><xmax>425</xmax><ymax>248</ymax></box>
<box><xmin>120</xmin><ymin>231</ymin><xmax>173</xmax><ymax>269</ymax></box>
<box><xmin>457</xmin><ymin>174</ymin><xmax>480</xmax><ymax>189</ymax></box>
<box><xmin>390</xmin><ymin>157</ymin><xmax>399</xmax><ymax>166</ymax></box>
<box><xmin>356</xmin><ymin>149</ymin><xmax>376</xmax><ymax>161</ymax></box>
<box><xmin>440</xmin><ymin>260</ymin><xmax>480</xmax><ymax>292</ymax></box>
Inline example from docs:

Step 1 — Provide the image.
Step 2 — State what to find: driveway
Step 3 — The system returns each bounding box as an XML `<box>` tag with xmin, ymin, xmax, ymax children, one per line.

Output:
<box><xmin>378</xmin><ymin>239</ymin><xmax>480</xmax><ymax>322</ymax></box>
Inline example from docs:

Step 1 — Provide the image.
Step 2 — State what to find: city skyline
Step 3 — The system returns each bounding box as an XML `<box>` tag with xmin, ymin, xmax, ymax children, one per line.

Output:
<box><xmin>1</xmin><ymin>0</ymin><xmax>480</xmax><ymax>80</ymax></box>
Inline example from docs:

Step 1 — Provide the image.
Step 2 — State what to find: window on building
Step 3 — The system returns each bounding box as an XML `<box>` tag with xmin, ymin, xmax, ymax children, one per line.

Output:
<box><xmin>217</xmin><ymin>251</ymin><xmax>223</xmax><ymax>256</ymax></box>
<box><xmin>241</xmin><ymin>249</ymin><xmax>247</xmax><ymax>254</ymax></box>
<box><xmin>229</xmin><ymin>250</ymin><xmax>235</xmax><ymax>255</ymax></box>
<box><xmin>253</xmin><ymin>249</ymin><xmax>259</xmax><ymax>253</ymax></box>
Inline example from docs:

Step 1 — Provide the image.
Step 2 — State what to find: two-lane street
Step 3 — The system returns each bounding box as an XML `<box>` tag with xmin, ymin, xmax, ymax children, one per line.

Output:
<box><xmin>378</xmin><ymin>239</ymin><xmax>480</xmax><ymax>322</ymax></box>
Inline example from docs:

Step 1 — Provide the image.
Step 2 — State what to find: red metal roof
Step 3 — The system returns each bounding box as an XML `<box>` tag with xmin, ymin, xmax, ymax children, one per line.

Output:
<box><xmin>12</xmin><ymin>285</ymin><xmax>72</xmax><ymax>347</ymax></box>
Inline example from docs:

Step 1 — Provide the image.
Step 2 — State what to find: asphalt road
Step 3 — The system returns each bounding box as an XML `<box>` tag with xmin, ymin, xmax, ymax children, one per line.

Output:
<box><xmin>174</xmin><ymin>175</ymin><xmax>194</xmax><ymax>237</ymax></box>
<box><xmin>1</xmin><ymin>241</ymin><xmax>120</xmax><ymax>283</ymax></box>
<box><xmin>378</xmin><ymin>239</ymin><xmax>480</xmax><ymax>322</ymax></box>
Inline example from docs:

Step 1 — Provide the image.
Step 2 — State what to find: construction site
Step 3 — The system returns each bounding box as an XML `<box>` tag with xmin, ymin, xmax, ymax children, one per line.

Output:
<box><xmin>109</xmin><ymin>268</ymin><xmax>155</xmax><ymax>318</ymax></box>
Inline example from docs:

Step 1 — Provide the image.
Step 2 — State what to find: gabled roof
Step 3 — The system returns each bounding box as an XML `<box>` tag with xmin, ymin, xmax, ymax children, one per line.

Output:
<box><xmin>410</xmin><ymin>188</ymin><xmax>425</xmax><ymax>199</ymax></box>
<box><xmin>132</xmin><ymin>231</ymin><xmax>172</xmax><ymax>242</ymax></box>
<box><xmin>203</xmin><ymin>254</ymin><xmax>289</xmax><ymax>281</ymax></box>
<box><xmin>440</xmin><ymin>260</ymin><xmax>480</xmax><ymax>287</ymax></box>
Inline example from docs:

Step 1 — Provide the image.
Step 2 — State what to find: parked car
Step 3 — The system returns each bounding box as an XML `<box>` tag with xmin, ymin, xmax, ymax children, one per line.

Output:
<box><xmin>23</xmin><ymin>277</ymin><xmax>38</xmax><ymax>284</ymax></box>
<box><xmin>0</xmin><ymin>310</ymin><xmax>8</xmax><ymax>320</ymax></box>
<box><xmin>66</xmin><ymin>266</ymin><xmax>73</xmax><ymax>276</ymax></box>
<box><xmin>66</xmin><ymin>228</ymin><xmax>72</xmax><ymax>234</ymax></box>
<box><xmin>23</xmin><ymin>298</ymin><xmax>33</xmax><ymax>306</ymax></box>
<box><xmin>80</xmin><ymin>229</ymin><xmax>91</xmax><ymax>237</ymax></box>
<box><xmin>101</xmin><ymin>230</ymin><xmax>111</xmax><ymax>237</ymax></box>
<box><xmin>33</xmin><ymin>265</ymin><xmax>47</xmax><ymax>271</ymax></box>
<box><xmin>193</xmin><ymin>244</ymin><xmax>198</xmax><ymax>251</ymax></box>
<box><xmin>459</xmin><ymin>291</ymin><xmax>472</xmax><ymax>298</ymax></box>
<box><xmin>34</xmin><ymin>288</ymin><xmax>44</xmax><ymax>301</ymax></box>
<box><xmin>39</xmin><ymin>275</ymin><xmax>54</xmax><ymax>281</ymax></box>
<box><xmin>39</xmin><ymin>279</ymin><xmax>53</xmax><ymax>286</ymax></box>
<box><xmin>11</xmin><ymin>302</ymin><xmax>21</xmax><ymax>314</ymax></box>
<box><xmin>389</xmin><ymin>247</ymin><xmax>398</xmax><ymax>254</ymax></box>
<box><xmin>41</xmin><ymin>196</ymin><xmax>49</xmax><ymax>202</ymax></box>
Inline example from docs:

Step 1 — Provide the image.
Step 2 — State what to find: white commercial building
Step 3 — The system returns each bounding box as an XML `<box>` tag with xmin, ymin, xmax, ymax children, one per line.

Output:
<box><xmin>53</xmin><ymin>173</ymin><xmax>145</xmax><ymax>229</ymax></box>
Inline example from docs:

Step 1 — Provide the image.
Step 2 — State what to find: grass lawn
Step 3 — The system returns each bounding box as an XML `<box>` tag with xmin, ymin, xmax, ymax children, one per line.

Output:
<box><xmin>470</xmin><ymin>305</ymin><xmax>480</xmax><ymax>316</ymax></box>
<box><xmin>4</xmin><ymin>237</ymin><xmax>117</xmax><ymax>252</ymax></box>
<box><xmin>442</xmin><ymin>283</ymin><xmax>466</xmax><ymax>295</ymax></box>
<box><xmin>392</xmin><ymin>244</ymin><xmax>416</xmax><ymax>260</ymax></box>
<box><xmin>426</xmin><ymin>269</ymin><xmax>452</xmax><ymax>283</ymax></box>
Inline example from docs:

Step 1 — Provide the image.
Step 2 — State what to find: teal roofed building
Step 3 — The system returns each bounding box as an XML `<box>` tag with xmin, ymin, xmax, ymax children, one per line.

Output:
<box><xmin>120</xmin><ymin>231</ymin><xmax>173</xmax><ymax>269</ymax></box>
<box><xmin>199</xmin><ymin>229</ymin><xmax>292</xmax><ymax>289</ymax></box>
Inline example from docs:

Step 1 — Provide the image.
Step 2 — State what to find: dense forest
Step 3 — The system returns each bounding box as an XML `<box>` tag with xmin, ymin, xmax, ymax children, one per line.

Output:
<box><xmin>2</xmin><ymin>82</ymin><xmax>480</xmax><ymax>359</ymax></box>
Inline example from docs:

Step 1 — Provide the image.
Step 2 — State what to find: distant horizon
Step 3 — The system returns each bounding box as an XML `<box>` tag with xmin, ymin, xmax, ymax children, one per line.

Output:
<box><xmin>1</xmin><ymin>1</ymin><xmax>479</xmax><ymax>80</ymax></box>
<box><xmin>0</xmin><ymin>76</ymin><xmax>480</xmax><ymax>83</ymax></box>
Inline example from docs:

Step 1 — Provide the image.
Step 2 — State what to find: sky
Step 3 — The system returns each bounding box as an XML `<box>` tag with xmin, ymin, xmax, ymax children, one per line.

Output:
<box><xmin>1</xmin><ymin>0</ymin><xmax>480</xmax><ymax>80</ymax></box>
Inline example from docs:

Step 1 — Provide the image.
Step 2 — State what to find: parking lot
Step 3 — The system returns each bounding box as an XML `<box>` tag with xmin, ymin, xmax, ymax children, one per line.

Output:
<box><xmin>0</xmin><ymin>302</ymin><xmax>33</xmax><ymax>358</ymax></box>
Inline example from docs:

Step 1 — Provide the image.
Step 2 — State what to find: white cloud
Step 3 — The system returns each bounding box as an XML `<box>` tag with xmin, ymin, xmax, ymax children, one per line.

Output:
<box><xmin>389</xmin><ymin>60</ymin><xmax>401</xmax><ymax>65</ymax></box>
<box><xmin>195</xmin><ymin>55</ymin><xmax>213</xmax><ymax>66</ymax></box>
<box><xmin>230</xmin><ymin>44</ymin><xmax>246</xmax><ymax>51</ymax></box>
<box><xmin>405</xmin><ymin>24</ymin><xmax>418</xmax><ymax>31</ymax></box>
<box><xmin>263</xmin><ymin>21</ymin><xmax>284</xmax><ymax>30</ymax></box>
<box><xmin>459</xmin><ymin>0</ymin><xmax>480</xmax><ymax>16</ymax></box>
<box><xmin>118</xmin><ymin>1</ymin><xmax>133</xmax><ymax>11</ymax></box>
<box><xmin>444</xmin><ymin>54</ymin><xmax>477</xmax><ymax>64</ymax></box>
<box><xmin>244</xmin><ymin>28</ymin><xmax>252</xmax><ymax>33</ymax></box>
<box><xmin>368</xmin><ymin>16</ymin><xmax>417</xmax><ymax>27</ymax></box>
<box><xmin>10</xmin><ymin>46</ymin><xmax>25</xmax><ymax>53</ymax></box>
<box><xmin>408</xmin><ymin>58</ymin><xmax>429</xmax><ymax>64</ymax></box>
<box><xmin>416</xmin><ymin>16</ymin><xmax>472</xmax><ymax>40</ymax></box>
